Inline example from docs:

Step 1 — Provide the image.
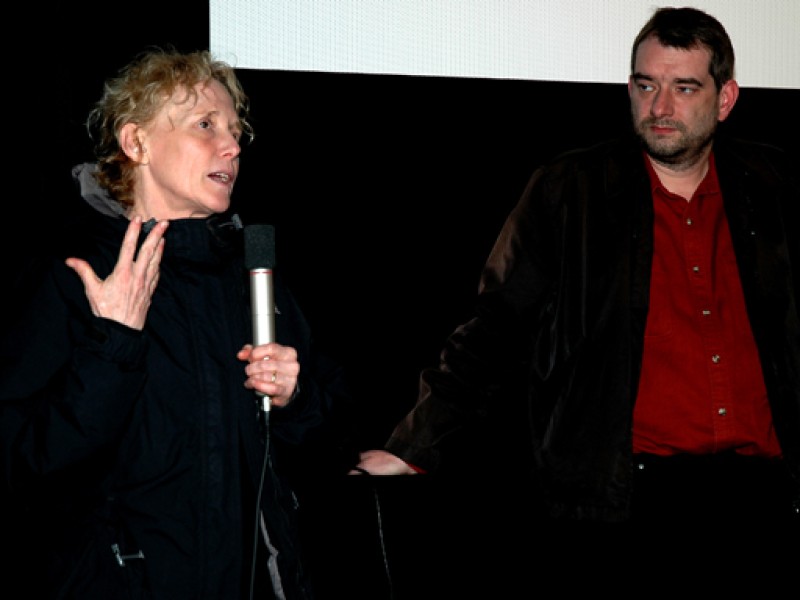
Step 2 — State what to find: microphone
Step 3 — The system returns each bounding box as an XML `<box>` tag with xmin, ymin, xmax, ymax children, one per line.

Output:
<box><xmin>244</xmin><ymin>224</ymin><xmax>276</xmax><ymax>412</ymax></box>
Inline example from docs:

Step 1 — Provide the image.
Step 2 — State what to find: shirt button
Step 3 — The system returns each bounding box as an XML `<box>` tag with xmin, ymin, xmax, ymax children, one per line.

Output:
<box><xmin>718</xmin><ymin>408</ymin><xmax>727</xmax><ymax>416</ymax></box>
<box><xmin>712</xmin><ymin>354</ymin><xmax>721</xmax><ymax>363</ymax></box>
<box><xmin>692</xmin><ymin>265</ymin><xmax>700</xmax><ymax>273</ymax></box>
<box><xmin>686</xmin><ymin>218</ymin><xmax>693</xmax><ymax>225</ymax></box>
<box><xmin>702</xmin><ymin>310</ymin><xmax>711</xmax><ymax>316</ymax></box>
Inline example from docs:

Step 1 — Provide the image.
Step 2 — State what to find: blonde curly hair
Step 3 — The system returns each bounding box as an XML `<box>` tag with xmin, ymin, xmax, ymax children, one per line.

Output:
<box><xmin>86</xmin><ymin>47</ymin><xmax>253</xmax><ymax>208</ymax></box>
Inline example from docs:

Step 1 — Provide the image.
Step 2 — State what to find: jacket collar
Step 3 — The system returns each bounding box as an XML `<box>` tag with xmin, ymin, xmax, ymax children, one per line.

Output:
<box><xmin>71</xmin><ymin>162</ymin><xmax>245</xmax><ymax>264</ymax></box>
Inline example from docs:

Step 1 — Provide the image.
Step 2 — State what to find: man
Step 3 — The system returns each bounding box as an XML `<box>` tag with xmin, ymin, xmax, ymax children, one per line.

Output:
<box><xmin>355</xmin><ymin>5</ymin><xmax>800</xmax><ymax>590</ymax></box>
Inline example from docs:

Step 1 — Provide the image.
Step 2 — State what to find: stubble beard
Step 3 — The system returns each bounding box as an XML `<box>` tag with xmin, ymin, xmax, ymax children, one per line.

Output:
<box><xmin>633</xmin><ymin>113</ymin><xmax>718</xmax><ymax>171</ymax></box>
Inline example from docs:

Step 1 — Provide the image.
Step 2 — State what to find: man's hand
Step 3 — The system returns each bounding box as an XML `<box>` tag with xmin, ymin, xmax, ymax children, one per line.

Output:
<box><xmin>349</xmin><ymin>449</ymin><xmax>418</xmax><ymax>475</ymax></box>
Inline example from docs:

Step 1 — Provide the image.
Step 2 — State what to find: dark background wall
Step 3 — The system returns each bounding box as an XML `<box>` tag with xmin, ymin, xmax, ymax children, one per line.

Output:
<box><xmin>231</xmin><ymin>68</ymin><xmax>800</xmax><ymax>449</ymax></box>
<box><xmin>12</xmin><ymin>3</ymin><xmax>800</xmax><ymax>598</ymax></box>
<box><xmin>19</xmin><ymin>4</ymin><xmax>798</xmax><ymax>447</ymax></box>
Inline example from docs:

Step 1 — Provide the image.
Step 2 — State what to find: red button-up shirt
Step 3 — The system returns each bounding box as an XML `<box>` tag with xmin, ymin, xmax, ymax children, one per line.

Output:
<box><xmin>632</xmin><ymin>152</ymin><xmax>781</xmax><ymax>458</ymax></box>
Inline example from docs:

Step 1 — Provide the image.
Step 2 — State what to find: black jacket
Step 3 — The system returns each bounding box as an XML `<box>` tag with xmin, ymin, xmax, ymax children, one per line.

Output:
<box><xmin>385</xmin><ymin>134</ymin><xmax>800</xmax><ymax>521</ymax></box>
<box><xmin>1</xmin><ymin>163</ymin><xmax>354</xmax><ymax>599</ymax></box>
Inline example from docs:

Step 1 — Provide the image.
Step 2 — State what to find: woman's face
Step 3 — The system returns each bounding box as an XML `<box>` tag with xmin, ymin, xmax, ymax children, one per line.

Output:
<box><xmin>129</xmin><ymin>79</ymin><xmax>243</xmax><ymax>220</ymax></box>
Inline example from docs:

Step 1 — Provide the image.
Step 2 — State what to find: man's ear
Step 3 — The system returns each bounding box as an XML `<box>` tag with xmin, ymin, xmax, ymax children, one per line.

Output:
<box><xmin>717</xmin><ymin>79</ymin><xmax>739</xmax><ymax>122</ymax></box>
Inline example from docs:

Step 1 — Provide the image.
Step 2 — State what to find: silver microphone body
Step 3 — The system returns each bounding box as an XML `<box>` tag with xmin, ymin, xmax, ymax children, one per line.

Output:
<box><xmin>244</xmin><ymin>224</ymin><xmax>277</xmax><ymax>412</ymax></box>
<box><xmin>249</xmin><ymin>267</ymin><xmax>275</xmax><ymax>347</ymax></box>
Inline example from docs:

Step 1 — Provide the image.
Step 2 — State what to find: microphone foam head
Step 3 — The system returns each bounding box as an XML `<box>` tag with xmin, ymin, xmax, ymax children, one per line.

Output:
<box><xmin>244</xmin><ymin>223</ymin><xmax>276</xmax><ymax>269</ymax></box>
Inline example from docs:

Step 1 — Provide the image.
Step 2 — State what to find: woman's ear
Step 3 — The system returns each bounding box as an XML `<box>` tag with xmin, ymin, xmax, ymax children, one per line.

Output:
<box><xmin>120</xmin><ymin>123</ymin><xmax>145</xmax><ymax>162</ymax></box>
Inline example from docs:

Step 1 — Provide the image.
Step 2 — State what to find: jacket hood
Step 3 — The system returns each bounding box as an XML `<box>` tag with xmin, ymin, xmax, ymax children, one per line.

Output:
<box><xmin>72</xmin><ymin>162</ymin><xmax>128</xmax><ymax>218</ymax></box>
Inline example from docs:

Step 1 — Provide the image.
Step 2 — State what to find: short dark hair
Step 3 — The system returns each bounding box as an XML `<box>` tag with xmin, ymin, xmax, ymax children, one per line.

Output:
<box><xmin>630</xmin><ymin>6</ymin><xmax>735</xmax><ymax>90</ymax></box>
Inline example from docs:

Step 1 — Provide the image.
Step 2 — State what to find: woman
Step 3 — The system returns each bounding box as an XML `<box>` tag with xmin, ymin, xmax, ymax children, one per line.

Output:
<box><xmin>0</xmin><ymin>48</ymin><xmax>353</xmax><ymax>599</ymax></box>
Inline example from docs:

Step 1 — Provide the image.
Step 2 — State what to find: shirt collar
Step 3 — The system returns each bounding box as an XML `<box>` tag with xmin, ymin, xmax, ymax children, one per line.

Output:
<box><xmin>643</xmin><ymin>150</ymin><xmax>721</xmax><ymax>201</ymax></box>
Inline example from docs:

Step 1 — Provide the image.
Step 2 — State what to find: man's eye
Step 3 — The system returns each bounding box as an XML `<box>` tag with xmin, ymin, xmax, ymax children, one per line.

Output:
<box><xmin>198</xmin><ymin>120</ymin><xmax>211</xmax><ymax>129</ymax></box>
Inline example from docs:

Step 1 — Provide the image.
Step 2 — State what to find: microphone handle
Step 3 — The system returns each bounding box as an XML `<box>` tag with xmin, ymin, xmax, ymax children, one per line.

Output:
<box><xmin>250</xmin><ymin>268</ymin><xmax>275</xmax><ymax>411</ymax></box>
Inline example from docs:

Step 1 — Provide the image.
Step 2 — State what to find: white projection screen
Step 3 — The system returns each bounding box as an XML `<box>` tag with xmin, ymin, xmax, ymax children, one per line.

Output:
<box><xmin>210</xmin><ymin>0</ymin><xmax>800</xmax><ymax>89</ymax></box>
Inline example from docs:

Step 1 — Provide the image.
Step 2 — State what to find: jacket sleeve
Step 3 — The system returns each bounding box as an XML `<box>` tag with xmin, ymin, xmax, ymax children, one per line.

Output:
<box><xmin>384</xmin><ymin>165</ymin><xmax>561</xmax><ymax>474</ymax></box>
<box><xmin>0</xmin><ymin>258</ymin><xmax>148</xmax><ymax>494</ymax></box>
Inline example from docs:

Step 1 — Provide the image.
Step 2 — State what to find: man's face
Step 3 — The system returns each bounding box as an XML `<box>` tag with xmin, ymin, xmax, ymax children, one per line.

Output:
<box><xmin>628</xmin><ymin>35</ymin><xmax>737</xmax><ymax>168</ymax></box>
